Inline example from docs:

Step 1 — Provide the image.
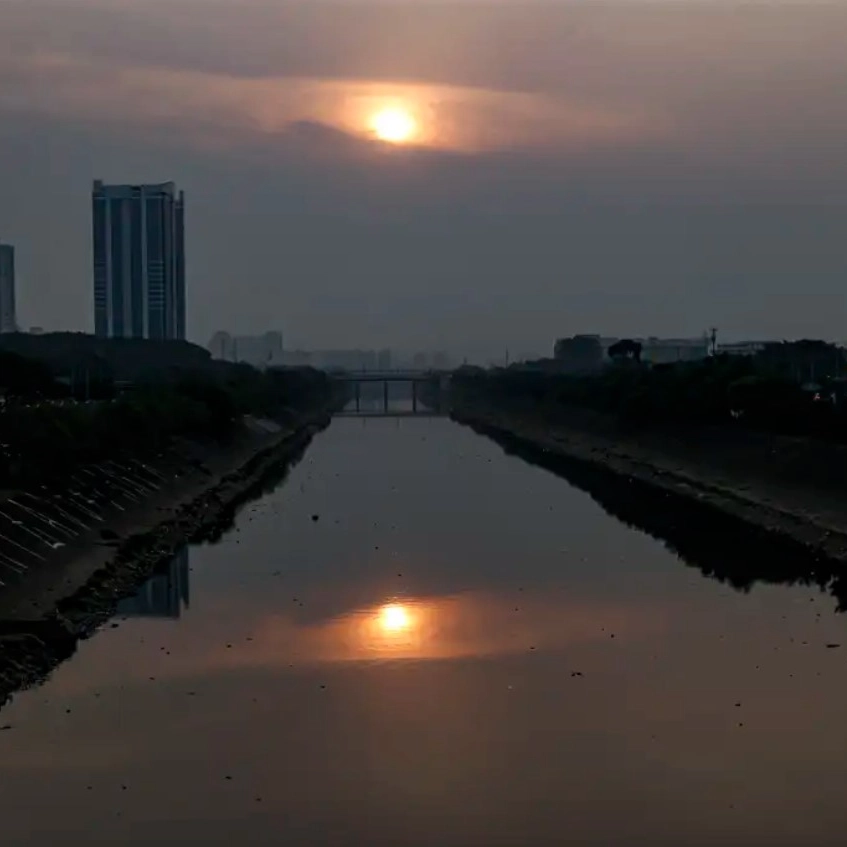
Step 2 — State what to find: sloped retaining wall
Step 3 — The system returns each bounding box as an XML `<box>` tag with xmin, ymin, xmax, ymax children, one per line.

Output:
<box><xmin>0</xmin><ymin>409</ymin><xmax>331</xmax><ymax>709</ymax></box>
<box><xmin>451</xmin><ymin>402</ymin><xmax>847</xmax><ymax>565</ymax></box>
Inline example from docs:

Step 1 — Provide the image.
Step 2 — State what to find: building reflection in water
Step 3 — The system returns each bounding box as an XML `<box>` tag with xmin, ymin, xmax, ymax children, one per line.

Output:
<box><xmin>116</xmin><ymin>548</ymin><xmax>190</xmax><ymax>619</ymax></box>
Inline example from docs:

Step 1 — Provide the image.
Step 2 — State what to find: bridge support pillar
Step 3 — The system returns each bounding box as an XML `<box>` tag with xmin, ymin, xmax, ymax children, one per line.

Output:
<box><xmin>355</xmin><ymin>381</ymin><xmax>361</xmax><ymax>412</ymax></box>
<box><xmin>412</xmin><ymin>381</ymin><xmax>418</xmax><ymax>413</ymax></box>
<box><xmin>383</xmin><ymin>380</ymin><xmax>389</xmax><ymax>413</ymax></box>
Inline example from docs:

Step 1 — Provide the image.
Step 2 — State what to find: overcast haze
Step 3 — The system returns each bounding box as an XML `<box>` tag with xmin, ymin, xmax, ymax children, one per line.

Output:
<box><xmin>0</xmin><ymin>0</ymin><xmax>845</xmax><ymax>361</ymax></box>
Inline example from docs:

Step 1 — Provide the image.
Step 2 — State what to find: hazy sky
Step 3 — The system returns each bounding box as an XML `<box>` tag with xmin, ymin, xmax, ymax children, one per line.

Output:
<box><xmin>0</xmin><ymin>0</ymin><xmax>845</xmax><ymax>360</ymax></box>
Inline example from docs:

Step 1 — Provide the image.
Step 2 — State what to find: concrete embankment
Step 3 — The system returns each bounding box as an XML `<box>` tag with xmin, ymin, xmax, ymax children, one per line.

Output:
<box><xmin>0</xmin><ymin>406</ymin><xmax>332</xmax><ymax>707</ymax></box>
<box><xmin>451</xmin><ymin>400</ymin><xmax>847</xmax><ymax>565</ymax></box>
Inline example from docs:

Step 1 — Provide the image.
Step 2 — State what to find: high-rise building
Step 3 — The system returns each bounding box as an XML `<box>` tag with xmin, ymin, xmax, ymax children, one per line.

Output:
<box><xmin>92</xmin><ymin>180</ymin><xmax>186</xmax><ymax>340</ymax></box>
<box><xmin>0</xmin><ymin>241</ymin><xmax>17</xmax><ymax>333</ymax></box>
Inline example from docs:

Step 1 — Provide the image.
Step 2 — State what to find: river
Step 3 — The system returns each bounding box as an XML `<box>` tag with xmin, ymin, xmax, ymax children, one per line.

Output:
<box><xmin>1</xmin><ymin>416</ymin><xmax>847</xmax><ymax>845</ymax></box>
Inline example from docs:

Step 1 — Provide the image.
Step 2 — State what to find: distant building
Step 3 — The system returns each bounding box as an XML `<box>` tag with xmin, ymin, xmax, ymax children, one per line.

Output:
<box><xmin>717</xmin><ymin>341</ymin><xmax>768</xmax><ymax>357</ymax></box>
<box><xmin>0</xmin><ymin>241</ymin><xmax>16</xmax><ymax>333</ymax></box>
<box><xmin>265</xmin><ymin>331</ymin><xmax>283</xmax><ymax>361</ymax></box>
<box><xmin>280</xmin><ymin>349</ymin><xmax>314</xmax><ymax>367</ymax></box>
<box><xmin>233</xmin><ymin>332</ymin><xmax>282</xmax><ymax>366</ymax></box>
<box><xmin>634</xmin><ymin>337</ymin><xmax>709</xmax><ymax>365</ymax></box>
<box><xmin>432</xmin><ymin>351</ymin><xmax>451</xmax><ymax>371</ymax></box>
<box><xmin>377</xmin><ymin>348</ymin><xmax>392</xmax><ymax>370</ymax></box>
<box><xmin>208</xmin><ymin>330</ymin><xmax>234</xmax><ymax>360</ymax></box>
<box><xmin>208</xmin><ymin>331</ymin><xmax>284</xmax><ymax>366</ymax></box>
<box><xmin>92</xmin><ymin>180</ymin><xmax>186</xmax><ymax>340</ymax></box>
<box><xmin>313</xmin><ymin>350</ymin><xmax>377</xmax><ymax>371</ymax></box>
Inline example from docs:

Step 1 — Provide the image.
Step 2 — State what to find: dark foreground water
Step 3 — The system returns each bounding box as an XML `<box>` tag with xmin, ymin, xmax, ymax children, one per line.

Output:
<box><xmin>2</xmin><ymin>417</ymin><xmax>847</xmax><ymax>846</ymax></box>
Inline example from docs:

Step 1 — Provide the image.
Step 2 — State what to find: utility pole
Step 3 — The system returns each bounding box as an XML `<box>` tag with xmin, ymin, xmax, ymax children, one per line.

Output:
<box><xmin>709</xmin><ymin>327</ymin><xmax>718</xmax><ymax>356</ymax></box>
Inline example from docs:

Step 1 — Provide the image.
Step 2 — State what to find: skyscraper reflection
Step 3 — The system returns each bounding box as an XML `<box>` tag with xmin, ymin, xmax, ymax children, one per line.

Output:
<box><xmin>117</xmin><ymin>548</ymin><xmax>190</xmax><ymax>619</ymax></box>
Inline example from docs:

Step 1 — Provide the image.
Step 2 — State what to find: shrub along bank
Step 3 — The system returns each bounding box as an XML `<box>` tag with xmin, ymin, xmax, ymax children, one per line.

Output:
<box><xmin>452</xmin><ymin>353</ymin><xmax>847</xmax><ymax>442</ymax></box>
<box><xmin>0</xmin><ymin>362</ymin><xmax>334</xmax><ymax>489</ymax></box>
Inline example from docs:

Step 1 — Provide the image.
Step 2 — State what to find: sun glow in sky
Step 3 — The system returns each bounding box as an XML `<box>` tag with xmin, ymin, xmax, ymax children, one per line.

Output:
<box><xmin>370</xmin><ymin>107</ymin><xmax>417</xmax><ymax>143</ymax></box>
<box><xmin>2</xmin><ymin>1</ymin><xmax>845</xmax><ymax>349</ymax></box>
<box><xmin>379</xmin><ymin>603</ymin><xmax>412</xmax><ymax>632</ymax></box>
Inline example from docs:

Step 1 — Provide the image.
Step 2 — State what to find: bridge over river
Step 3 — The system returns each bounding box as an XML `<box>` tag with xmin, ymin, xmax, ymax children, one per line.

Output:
<box><xmin>332</xmin><ymin>369</ymin><xmax>451</xmax><ymax>416</ymax></box>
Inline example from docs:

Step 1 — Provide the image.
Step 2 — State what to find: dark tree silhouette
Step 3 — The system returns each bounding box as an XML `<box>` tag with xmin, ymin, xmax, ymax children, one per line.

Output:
<box><xmin>608</xmin><ymin>339</ymin><xmax>642</xmax><ymax>363</ymax></box>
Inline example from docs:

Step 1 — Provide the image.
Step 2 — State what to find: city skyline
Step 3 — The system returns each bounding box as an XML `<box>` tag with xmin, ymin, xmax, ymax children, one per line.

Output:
<box><xmin>92</xmin><ymin>180</ymin><xmax>186</xmax><ymax>341</ymax></box>
<box><xmin>0</xmin><ymin>1</ymin><xmax>845</xmax><ymax>362</ymax></box>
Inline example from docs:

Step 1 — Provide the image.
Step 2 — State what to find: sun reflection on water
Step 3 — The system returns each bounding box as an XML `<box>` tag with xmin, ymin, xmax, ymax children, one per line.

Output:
<box><xmin>269</xmin><ymin>591</ymin><xmax>659</xmax><ymax>665</ymax></box>
<box><xmin>350</xmin><ymin>599</ymin><xmax>432</xmax><ymax>656</ymax></box>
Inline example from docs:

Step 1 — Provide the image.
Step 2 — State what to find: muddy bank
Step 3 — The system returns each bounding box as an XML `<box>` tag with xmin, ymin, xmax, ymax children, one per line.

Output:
<box><xmin>451</xmin><ymin>402</ymin><xmax>847</xmax><ymax>567</ymax></box>
<box><xmin>0</xmin><ymin>409</ymin><xmax>331</xmax><ymax>708</ymax></box>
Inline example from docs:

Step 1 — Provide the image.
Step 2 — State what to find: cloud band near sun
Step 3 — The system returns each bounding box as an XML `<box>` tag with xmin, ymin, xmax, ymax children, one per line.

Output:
<box><xmin>0</xmin><ymin>51</ymin><xmax>667</xmax><ymax>155</ymax></box>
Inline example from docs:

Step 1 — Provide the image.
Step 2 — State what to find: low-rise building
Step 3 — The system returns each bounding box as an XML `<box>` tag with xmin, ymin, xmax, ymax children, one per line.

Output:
<box><xmin>280</xmin><ymin>349</ymin><xmax>314</xmax><ymax>367</ymax></box>
<box><xmin>716</xmin><ymin>341</ymin><xmax>769</xmax><ymax>357</ymax></box>
<box><xmin>635</xmin><ymin>337</ymin><xmax>709</xmax><ymax>365</ymax></box>
<box><xmin>641</xmin><ymin>337</ymin><xmax>709</xmax><ymax>365</ymax></box>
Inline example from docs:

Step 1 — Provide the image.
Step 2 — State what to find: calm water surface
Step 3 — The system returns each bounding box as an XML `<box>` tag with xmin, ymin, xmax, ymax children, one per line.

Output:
<box><xmin>2</xmin><ymin>417</ymin><xmax>847</xmax><ymax>846</ymax></box>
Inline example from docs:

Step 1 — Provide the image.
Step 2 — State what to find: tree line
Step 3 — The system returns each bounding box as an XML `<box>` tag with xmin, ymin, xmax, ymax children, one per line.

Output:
<box><xmin>453</xmin><ymin>340</ymin><xmax>847</xmax><ymax>441</ymax></box>
<box><xmin>0</xmin><ymin>339</ymin><xmax>334</xmax><ymax>488</ymax></box>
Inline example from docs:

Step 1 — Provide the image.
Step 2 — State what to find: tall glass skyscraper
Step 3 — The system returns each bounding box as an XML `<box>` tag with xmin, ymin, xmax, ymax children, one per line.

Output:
<box><xmin>92</xmin><ymin>181</ymin><xmax>186</xmax><ymax>340</ymax></box>
<box><xmin>0</xmin><ymin>241</ymin><xmax>16</xmax><ymax>334</ymax></box>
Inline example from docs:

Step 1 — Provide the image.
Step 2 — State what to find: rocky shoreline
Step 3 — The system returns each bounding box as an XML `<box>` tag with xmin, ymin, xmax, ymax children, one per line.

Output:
<box><xmin>0</xmin><ymin>409</ymin><xmax>332</xmax><ymax>709</ymax></box>
<box><xmin>451</xmin><ymin>403</ymin><xmax>847</xmax><ymax>567</ymax></box>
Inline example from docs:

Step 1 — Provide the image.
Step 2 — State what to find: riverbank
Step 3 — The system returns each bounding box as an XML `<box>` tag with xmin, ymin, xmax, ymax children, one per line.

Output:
<box><xmin>451</xmin><ymin>399</ymin><xmax>847</xmax><ymax>565</ymax></box>
<box><xmin>0</xmin><ymin>405</ymin><xmax>332</xmax><ymax>707</ymax></box>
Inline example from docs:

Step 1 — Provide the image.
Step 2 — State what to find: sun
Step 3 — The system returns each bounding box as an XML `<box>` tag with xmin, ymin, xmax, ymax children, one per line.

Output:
<box><xmin>370</xmin><ymin>108</ymin><xmax>417</xmax><ymax>144</ymax></box>
<box><xmin>379</xmin><ymin>603</ymin><xmax>411</xmax><ymax>632</ymax></box>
